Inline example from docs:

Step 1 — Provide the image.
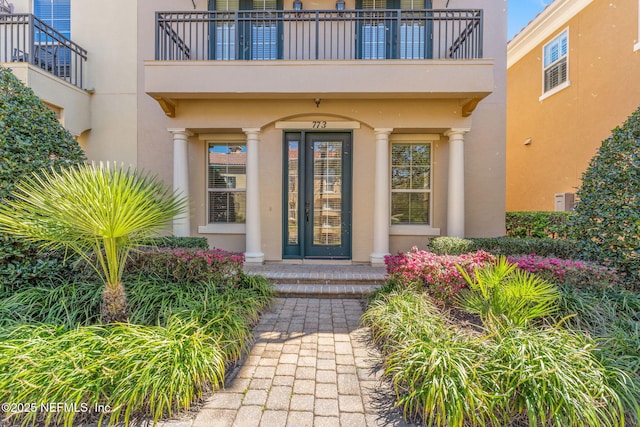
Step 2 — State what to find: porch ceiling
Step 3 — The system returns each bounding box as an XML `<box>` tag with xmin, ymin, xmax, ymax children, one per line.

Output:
<box><xmin>144</xmin><ymin>59</ymin><xmax>494</xmax><ymax>116</ymax></box>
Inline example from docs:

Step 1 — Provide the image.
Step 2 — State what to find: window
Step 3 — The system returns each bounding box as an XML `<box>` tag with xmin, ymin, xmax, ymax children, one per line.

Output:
<box><xmin>34</xmin><ymin>0</ymin><xmax>70</xmax><ymax>38</ymax></box>
<box><xmin>543</xmin><ymin>30</ymin><xmax>568</xmax><ymax>93</ymax></box>
<box><xmin>391</xmin><ymin>143</ymin><xmax>431</xmax><ymax>225</ymax></box>
<box><xmin>207</xmin><ymin>143</ymin><xmax>246</xmax><ymax>223</ymax></box>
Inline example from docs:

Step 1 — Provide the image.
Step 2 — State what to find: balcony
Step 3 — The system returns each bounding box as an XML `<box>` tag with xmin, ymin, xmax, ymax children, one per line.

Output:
<box><xmin>0</xmin><ymin>13</ymin><xmax>87</xmax><ymax>89</ymax></box>
<box><xmin>145</xmin><ymin>9</ymin><xmax>493</xmax><ymax>116</ymax></box>
<box><xmin>155</xmin><ymin>9</ymin><xmax>483</xmax><ymax>61</ymax></box>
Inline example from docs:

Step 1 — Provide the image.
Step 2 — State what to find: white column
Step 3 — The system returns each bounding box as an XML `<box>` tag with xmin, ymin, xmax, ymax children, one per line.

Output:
<box><xmin>370</xmin><ymin>128</ymin><xmax>393</xmax><ymax>265</ymax></box>
<box><xmin>445</xmin><ymin>128</ymin><xmax>469</xmax><ymax>238</ymax></box>
<box><xmin>243</xmin><ymin>128</ymin><xmax>264</xmax><ymax>264</ymax></box>
<box><xmin>168</xmin><ymin>128</ymin><xmax>193</xmax><ymax>237</ymax></box>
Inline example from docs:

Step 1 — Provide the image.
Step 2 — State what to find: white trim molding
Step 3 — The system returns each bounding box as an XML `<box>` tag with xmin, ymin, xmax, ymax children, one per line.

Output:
<box><xmin>508</xmin><ymin>0</ymin><xmax>593</xmax><ymax>68</ymax></box>
<box><xmin>635</xmin><ymin>0</ymin><xmax>640</xmax><ymax>51</ymax></box>
<box><xmin>539</xmin><ymin>80</ymin><xmax>571</xmax><ymax>101</ymax></box>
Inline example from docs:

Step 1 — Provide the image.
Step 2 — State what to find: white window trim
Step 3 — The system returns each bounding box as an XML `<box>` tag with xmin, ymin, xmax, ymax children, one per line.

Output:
<box><xmin>198</xmin><ymin>223</ymin><xmax>246</xmax><ymax>234</ymax></box>
<box><xmin>199</xmin><ymin>134</ymin><xmax>247</xmax><ymax>233</ymax></box>
<box><xmin>389</xmin><ymin>135</ymin><xmax>440</xmax><ymax>234</ymax></box>
<box><xmin>541</xmin><ymin>28</ymin><xmax>569</xmax><ymax>98</ymax></box>
<box><xmin>539</xmin><ymin>79</ymin><xmax>571</xmax><ymax>101</ymax></box>
<box><xmin>635</xmin><ymin>0</ymin><xmax>640</xmax><ymax>51</ymax></box>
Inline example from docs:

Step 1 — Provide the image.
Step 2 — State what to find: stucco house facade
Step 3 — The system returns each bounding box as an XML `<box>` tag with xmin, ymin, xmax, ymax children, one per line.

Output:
<box><xmin>507</xmin><ymin>0</ymin><xmax>640</xmax><ymax>212</ymax></box>
<box><xmin>1</xmin><ymin>0</ymin><xmax>506</xmax><ymax>264</ymax></box>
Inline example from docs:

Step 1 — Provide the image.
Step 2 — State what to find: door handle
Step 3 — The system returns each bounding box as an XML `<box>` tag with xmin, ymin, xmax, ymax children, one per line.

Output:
<box><xmin>305</xmin><ymin>202</ymin><xmax>310</xmax><ymax>224</ymax></box>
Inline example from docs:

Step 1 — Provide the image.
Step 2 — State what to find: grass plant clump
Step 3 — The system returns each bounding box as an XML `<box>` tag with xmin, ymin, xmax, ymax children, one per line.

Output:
<box><xmin>0</xmin><ymin>319</ymin><xmax>226</xmax><ymax>427</ymax></box>
<box><xmin>0</xmin><ymin>274</ymin><xmax>273</xmax><ymax>426</ymax></box>
<box><xmin>365</xmin><ymin>256</ymin><xmax>640</xmax><ymax>426</ymax></box>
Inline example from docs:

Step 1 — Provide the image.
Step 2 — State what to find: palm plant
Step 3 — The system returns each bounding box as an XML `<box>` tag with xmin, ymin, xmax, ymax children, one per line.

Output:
<box><xmin>0</xmin><ymin>163</ymin><xmax>187</xmax><ymax>323</ymax></box>
<box><xmin>456</xmin><ymin>256</ymin><xmax>560</xmax><ymax>330</ymax></box>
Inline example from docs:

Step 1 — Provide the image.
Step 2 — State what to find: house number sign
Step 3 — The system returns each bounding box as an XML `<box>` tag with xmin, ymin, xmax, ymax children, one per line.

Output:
<box><xmin>275</xmin><ymin>121</ymin><xmax>360</xmax><ymax>130</ymax></box>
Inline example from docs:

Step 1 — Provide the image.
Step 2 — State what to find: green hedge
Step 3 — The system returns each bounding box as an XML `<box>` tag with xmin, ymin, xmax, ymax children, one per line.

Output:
<box><xmin>141</xmin><ymin>236</ymin><xmax>209</xmax><ymax>249</ymax></box>
<box><xmin>505</xmin><ymin>211</ymin><xmax>573</xmax><ymax>239</ymax></box>
<box><xmin>427</xmin><ymin>237</ymin><xmax>579</xmax><ymax>259</ymax></box>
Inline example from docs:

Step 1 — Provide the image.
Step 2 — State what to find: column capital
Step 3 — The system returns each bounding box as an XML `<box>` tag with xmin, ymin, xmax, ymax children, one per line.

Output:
<box><xmin>168</xmin><ymin>128</ymin><xmax>194</xmax><ymax>136</ymax></box>
<box><xmin>242</xmin><ymin>128</ymin><xmax>261</xmax><ymax>136</ymax></box>
<box><xmin>445</xmin><ymin>128</ymin><xmax>471</xmax><ymax>138</ymax></box>
<box><xmin>374</xmin><ymin>128</ymin><xmax>394</xmax><ymax>135</ymax></box>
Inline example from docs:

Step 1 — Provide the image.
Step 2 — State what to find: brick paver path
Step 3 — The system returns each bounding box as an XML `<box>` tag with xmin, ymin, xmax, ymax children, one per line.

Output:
<box><xmin>160</xmin><ymin>298</ymin><xmax>418</xmax><ymax>427</ymax></box>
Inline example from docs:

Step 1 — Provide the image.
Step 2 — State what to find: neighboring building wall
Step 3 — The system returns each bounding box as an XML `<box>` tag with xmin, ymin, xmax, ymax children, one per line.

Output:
<box><xmin>507</xmin><ymin>0</ymin><xmax>640</xmax><ymax>211</ymax></box>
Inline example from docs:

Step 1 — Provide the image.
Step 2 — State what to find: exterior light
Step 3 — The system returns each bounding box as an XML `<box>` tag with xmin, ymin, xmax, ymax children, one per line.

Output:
<box><xmin>336</xmin><ymin>0</ymin><xmax>345</xmax><ymax>10</ymax></box>
<box><xmin>293</xmin><ymin>0</ymin><xmax>303</xmax><ymax>10</ymax></box>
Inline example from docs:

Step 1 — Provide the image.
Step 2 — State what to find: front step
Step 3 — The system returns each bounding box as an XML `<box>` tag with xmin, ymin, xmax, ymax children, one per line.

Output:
<box><xmin>243</xmin><ymin>263</ymin><xmax>387</xmax><ymax>298</ymax></box>
<box><xmin>273</xmin><ymin>283</ymin><xmax>380</xmax><ymax>298</ymax></box>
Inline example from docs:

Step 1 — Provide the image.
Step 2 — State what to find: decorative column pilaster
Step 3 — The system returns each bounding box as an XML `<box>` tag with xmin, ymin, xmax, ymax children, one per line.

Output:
<box><xmin>445</xmin><ymin>128</ymin><xmax>469</xmax><ymax>238</ymax></box>
<box><xmin>168</xmin><ymin>128</ymin><xmax>193</xmax><ymax>237</ymax></box>
<box><xmin>370</xmin><ymin>128</ymin><xmax>393</xmax><ymax>265</ymax></box>
<box><xmin>243</xmin><ymin>128</ymin><xmax>264</xmax><ymax>264</ymax></box>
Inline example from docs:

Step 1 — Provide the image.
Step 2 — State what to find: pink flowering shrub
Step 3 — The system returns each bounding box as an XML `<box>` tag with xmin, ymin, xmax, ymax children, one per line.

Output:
<box><xmin>126</xmin><ymin>248</ymin><xmax>245</xmax><ymax>287</ymax></box>
<box><xmin>507</xmin><ymin>255</ymin><xmax>620</xmax><ymax>289</ymax></box>
<box><xmin>385</xmin><ymin>247</ymin><xmax>495</xmax><ymax>300</ymax></box>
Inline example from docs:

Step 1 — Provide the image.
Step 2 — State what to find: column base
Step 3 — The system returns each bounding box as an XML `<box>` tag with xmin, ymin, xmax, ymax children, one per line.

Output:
<box><xmin>370</xmin><ymin>253</ymin><xmax>390</xmax><ymax>266</ymax></box>
<box><xmin>244</xmin><ymin>252</ymin><xmax>265</xmax><ymax>264</ymax></box>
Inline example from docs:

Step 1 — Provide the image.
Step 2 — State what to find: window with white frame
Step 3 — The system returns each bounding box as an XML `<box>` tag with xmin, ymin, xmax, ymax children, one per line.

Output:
<box><xmin>34</xmin><ymin>0</ymin><xmax>70</xmax><ymax>37</ymax></box>
<box><xmin>543</xmin><ymin>30</ymin><xmax>568</xmax><ymax>93</ymax></box>
<box><xmin>207</xmin><ymin>143</ymin><xmax>247</xmax><ymax>223</ymax></box>
<box><xmin>391</xmin><ymin>142</ymin><xmax>431</xmax><ymax>225</ymax></box>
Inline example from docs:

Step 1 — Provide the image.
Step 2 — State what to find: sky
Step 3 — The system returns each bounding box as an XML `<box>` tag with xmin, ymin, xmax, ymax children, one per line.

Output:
<box><xmin>508</xmin><ymin>0</ymin><xmax>552</xmax><ymax>40</ymax></box>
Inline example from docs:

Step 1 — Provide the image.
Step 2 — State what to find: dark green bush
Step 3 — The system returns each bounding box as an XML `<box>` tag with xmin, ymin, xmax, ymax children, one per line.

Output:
<box><xmin>505</xmin><ymin>211</ymin><xmax>573</xmax><ymax>239</ymax></box>
<box><xmin>0</xmin><ymin>66</ymin><xmax>85</xmax><ymax>290</ymax></box>
<box><xmin>141</xmin><ymin>236</ymin><xmax>209</xmax><ymax>249</ymax></box>
<box><xmin>428</xmin><ymin>236</ymin><xmax>579</xmax><ymax>259</ymax></box>
<box><xmin>572</xmin><ymin>106</ymin><xmax>640</xmax><ymax>286</ymax></box>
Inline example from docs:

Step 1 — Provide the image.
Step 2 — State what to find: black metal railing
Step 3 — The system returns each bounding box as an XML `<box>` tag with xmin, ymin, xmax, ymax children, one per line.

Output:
<box><xmin>156</xmin><ymin>9</ymin><xmax>482</xmax><ymax>61</ymax></box>
<box><xmin>0</xmin><ymin>14</ymin><xmax>87</xmax><ymax>89</ymax></box>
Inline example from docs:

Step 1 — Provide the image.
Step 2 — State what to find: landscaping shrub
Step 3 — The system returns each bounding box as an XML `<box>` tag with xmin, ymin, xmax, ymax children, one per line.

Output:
<box><xmin>363</xmin><ymin>289</ymin><xmax>637</xmax><ymax>427</ymax></box>
<box><xmin>384</xmin><ymin>247</ymin><xmax>494</xmax><ymax>300</ymax></box>
<box><xmin>0</xmin><ymin>273</ymin><xmax>274</xmax><ymax>426</ymax></box>
<box><xmin>457</xmin><ymin>257</ymin><xmax>560</xmax><ymax>330</ymax></box>
<box><xmin>0</xmin><ymin>281</ymin><xmax>102</xmax><ymax>328</ymax></box>
<box><xmin>0</xmin><ymin>319</ymin><xmax>226</xmax><ymax>427</ymax></box>
<box><xmin>141</xmin><ymin>236</ymin><xmax>209</xmax><ymax>249</ymax></box>
<box><xmin>572</xmin><ymin>106</ymin><xmax>640</xmax><ymax>285</ymax></box>
<box><xmin>508</xmin><ymin>254</ymin><xmax>621</xmax><ymax>289</ymax></box>
<box><xmin>557</xmin><ymin>285</ymin><xmax>640</xmax><ymax>376</ymax></box>
<box><xmin>505</xmin><ymin>211</ymin><xmax>573</xmax><ymax>239</ymax></box>
<box><xmin>428</xmin><ymin>236</ymin><xmax>579</xmax><ymax>259</ymax></box>
<box><xmin>126</xmin><ymin>248</ymin><xmax>245</xmax><ymax>287</ymax></box>
<box><xmin>0</xmin><ymin>65</ymin><xmax>85</xmax><ymax>291</ymax></box>
<box><xmin>0</xmin><ymin>163</ymin><xmax>187</xmax><ymax>323</ymax></box>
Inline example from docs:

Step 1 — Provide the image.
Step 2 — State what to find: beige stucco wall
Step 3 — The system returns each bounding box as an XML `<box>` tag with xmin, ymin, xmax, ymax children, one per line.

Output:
<box><xmin>3</xmin><ymin>0</ymin><xmax>506</xmax><ymax>259</ymax></box>
<box><xmin>133</xmin><ymin>0</ymin><xmax>506</xmax><ymax>260</ymax></box>
<box><xmin>70</xmin><ymin>0</ymin><xmax>139</xmax><ymax>165</ymax></box>
<box><xmin>6</xmin><ymin>62</ymin><xmax>91</xmax><ymax>136</ymax></box>
<box><xmin>507</xmin><ymin>0</ymin><xmax>640</xmax><ymax>211</ymax></box>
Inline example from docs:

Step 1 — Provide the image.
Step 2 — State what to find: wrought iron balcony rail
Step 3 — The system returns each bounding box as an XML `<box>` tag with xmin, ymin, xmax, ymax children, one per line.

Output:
<box><xmin>0</xmin><ymin>13</ymin><xmax>87</xmax><ymax>89</ymax></box>
<box><xmin>156</xmin><ymin>9</ymin><xmax>482</xmax><ymax>61</ymax></box>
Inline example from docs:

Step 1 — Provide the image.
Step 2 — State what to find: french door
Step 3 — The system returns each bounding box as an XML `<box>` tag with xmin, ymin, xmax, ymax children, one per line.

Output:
<box><xmin>356</xmin><ymin>0</ymin><xmax>432</xmax><ymax>59</ymax></box>
<box><xmin>209</xmin><ymin>0</ymin><xmax>282</xmax><ymax>60</ymax></box>
<box><xmin>283</xmin><ymin>132</ymin><xmax>352</xmax><ymax>259</ymax></box>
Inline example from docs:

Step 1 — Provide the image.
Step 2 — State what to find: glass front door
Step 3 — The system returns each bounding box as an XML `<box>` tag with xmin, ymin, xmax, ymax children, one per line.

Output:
<box><xmin>283</xmin><ymin>132</ymin><xmax>352</xmax><ymax>259</ymax></box>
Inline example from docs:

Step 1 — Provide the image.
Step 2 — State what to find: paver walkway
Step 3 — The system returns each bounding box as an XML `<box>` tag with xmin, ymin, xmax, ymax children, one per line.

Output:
<box><xmin>160</xmin><ymin>298</ymin><xmax>418</xmax><ymax>427</ymax></box>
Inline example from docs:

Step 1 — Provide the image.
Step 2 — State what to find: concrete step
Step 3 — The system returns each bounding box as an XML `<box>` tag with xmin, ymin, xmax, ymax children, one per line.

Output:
<box><xmin>273</xmin><ymin>282</ymin><xmax>380</xmax><ymax>298</ymax></box>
